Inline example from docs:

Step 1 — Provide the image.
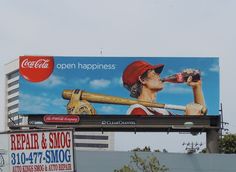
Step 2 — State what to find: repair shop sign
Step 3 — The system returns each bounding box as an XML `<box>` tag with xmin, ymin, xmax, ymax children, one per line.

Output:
<box><xmin>9</xmin><ymin>130</ymin><xmax>74</xmax><ymax>172</ymax></box>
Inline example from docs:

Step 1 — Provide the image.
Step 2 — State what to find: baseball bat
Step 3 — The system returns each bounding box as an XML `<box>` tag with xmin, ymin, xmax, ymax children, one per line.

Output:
<box><xmin>62</xmin><ymin>89</ymin><xmax>207</xmax><ymax>114</ymax></box>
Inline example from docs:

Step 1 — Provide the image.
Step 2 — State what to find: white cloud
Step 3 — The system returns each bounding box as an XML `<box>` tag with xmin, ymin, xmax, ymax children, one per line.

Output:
<box><xmin>39</xmin><ymin>75</ymin><xmax>64</xmax><ymax>88</ymax></box>
<box><xmin>89</xmin><ymin>79</ymin><xmax>111</xmax><ymax>89</ymax></box>
<box><xmin>165</xmin><ymin>69</ymin><xmax>177</xmax><ymax>75</ymax></box>
<box><xmin>80</xmin><ymin>77</ymin><xmax>90</xmax><ymax>84</ymax></box>
<box><xmin>162</xmin><ymin>83</ymin><xmax>192</xmax><ymax>94</ymax></box>
<box><xmin>74</xmin><ymin>77</ymin><xmax>90</xmax><ymax>85</ymax></box>
<box><xmin>200</xmin><ymin>71</ymin><xmax>206</xmax><ymax>76</ymax></box>
<box><xmin>209</xmin><ymin>63</ymin><xmax>219</xmax><ymax>72</ymax></box>
<box><xmin>19</xmin><ymin>93</ymin><xmax>51</xmax><ymax>113</ymax></box>
<box><xmin>89</xmin><ymin>77</ymin><xmax>122</xmax><ymax>89</ymax></box>
<box><xmin>51</xmin><ymin>98</ymin><xmax>67</xmax><ymax>107</ymax></box>
<box><xmin>74</xmin><ymin>77</ymin><xmax>120</xmax><ymax>88</ymax></box>
<box><xmin>112</xmin><ymin>77</ymin><xmax>123</xmax><ymax>86</ymax></box>
<box><xmin>19</xmin><ymin>93</ymin><xmax>66</xmax><ymax>114</ymax></box>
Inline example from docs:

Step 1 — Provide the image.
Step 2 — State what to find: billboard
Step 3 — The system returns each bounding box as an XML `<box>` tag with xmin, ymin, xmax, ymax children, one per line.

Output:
<box><xmin>18</xmin><ymin>56</ymin><xmax>219</xmax><ymax>116</ymax></box>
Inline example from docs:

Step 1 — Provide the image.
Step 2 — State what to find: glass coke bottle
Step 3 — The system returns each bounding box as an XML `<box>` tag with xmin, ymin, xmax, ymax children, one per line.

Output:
<box><xmin>161</xmin><ymin>69</ymin><xmax>201</xmax><ymax>83</ymax></box>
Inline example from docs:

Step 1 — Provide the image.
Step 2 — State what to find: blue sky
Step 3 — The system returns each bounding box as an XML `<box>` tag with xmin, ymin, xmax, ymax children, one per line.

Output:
<box><xmin>19</xmin><ymin>56</ymin><xmax>219</xmax><ymax>115</ymax></box>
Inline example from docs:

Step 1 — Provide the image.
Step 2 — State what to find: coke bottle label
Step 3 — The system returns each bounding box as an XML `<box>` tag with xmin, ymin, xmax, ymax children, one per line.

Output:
<box><xmin>176</xmin><ymin>73</ymin><xmax>184</xmax><ymax>82</ymax></box>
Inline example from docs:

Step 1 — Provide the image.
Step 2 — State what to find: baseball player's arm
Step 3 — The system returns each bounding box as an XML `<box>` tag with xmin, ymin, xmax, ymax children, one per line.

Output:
<box><xmin>185</xmin><ymin>76</ymin><xmax>206</xmax><ymax>115</ymax></box>
<box><xmin>192</xmin><ymin>82</ymin><xmax>205</xmax><ymax>106</ymax></box>
<box><xmin>187</xmin><ymin>77</ymin><xmax>205</xmax><ymax>106</ymax></box>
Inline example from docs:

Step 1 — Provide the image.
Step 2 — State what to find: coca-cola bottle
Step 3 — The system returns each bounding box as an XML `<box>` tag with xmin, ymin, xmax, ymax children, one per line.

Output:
<box><xmin>161</xmin><ymin>69</ymin><xmax>201</xmax><ymax>83</ymax></box>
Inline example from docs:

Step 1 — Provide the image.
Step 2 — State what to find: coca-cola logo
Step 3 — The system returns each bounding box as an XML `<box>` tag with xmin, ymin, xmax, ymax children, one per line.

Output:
<box><xmin>19</xmin><ymin>56</ymin><xmax>54</xmax><ymax>82</ymax></box>
<box><xmin>43</xmin><ymin>115</ymin><xmax>80</xmax><ymax>124</ymax></box>
<box><xmin>21</xmin><ymin>59</ymin><xmax>50</xmax><ymax>69</ymax></box>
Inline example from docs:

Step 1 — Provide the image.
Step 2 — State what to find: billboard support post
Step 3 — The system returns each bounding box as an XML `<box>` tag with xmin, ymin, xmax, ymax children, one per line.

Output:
<box><xmin>206</xmin><ymin>129</ymin><xmax>219</xmax><ymax>153</ymax></box>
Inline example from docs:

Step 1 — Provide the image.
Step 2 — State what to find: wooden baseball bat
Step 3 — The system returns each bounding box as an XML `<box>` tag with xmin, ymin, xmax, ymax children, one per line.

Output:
<box><xmin>62</xmin><ymin>89</ymin><xmax>207</xmax><ymax>114</ymax></box>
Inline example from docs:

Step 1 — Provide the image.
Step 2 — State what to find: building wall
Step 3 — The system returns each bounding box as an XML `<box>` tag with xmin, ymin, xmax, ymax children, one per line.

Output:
<box><xmin>4</xmin><ymin>58</ymin><xmax>114</xmax><ymax>151</ymax></box>
<box><xmin>74</xmin><ymin>131</ymin><xmax>114</xmax><ymax>151</ymax></box>
<box><xmin>4</xmin><ymin>59</ymin><xmax>24</xmax><ymax>129</ymax></box>
<box><xmin>75</xmin><ymin>151</ymin><xmax>236</xmax><ymax>172</ymax></box>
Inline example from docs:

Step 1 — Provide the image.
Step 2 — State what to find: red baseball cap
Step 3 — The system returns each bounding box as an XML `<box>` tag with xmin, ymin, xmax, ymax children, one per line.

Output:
<box><xmin>122</xmin><ymin>61</ymin><xmax>164</xmax><ymax>86</ymax></box>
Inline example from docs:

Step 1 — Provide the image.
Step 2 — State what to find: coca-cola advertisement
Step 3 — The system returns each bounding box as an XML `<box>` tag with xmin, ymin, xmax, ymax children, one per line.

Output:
<box><xmin>18</xmin><ymin>56</ymin><xmax>219</xmax><ymax>116</ymax></box>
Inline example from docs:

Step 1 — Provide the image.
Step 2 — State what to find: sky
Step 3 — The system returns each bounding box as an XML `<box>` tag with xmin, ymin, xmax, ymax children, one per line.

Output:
<box><xmin>1</xmin><ymin>0</ymin><xmax>236</xmax><ymax>153</ymax></box>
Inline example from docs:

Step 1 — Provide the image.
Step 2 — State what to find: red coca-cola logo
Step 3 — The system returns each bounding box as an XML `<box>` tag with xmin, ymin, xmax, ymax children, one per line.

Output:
<box><xmin>19</xmin><ymin>56</ymin><xmax>54</xmax><ymax>82</ymax></box>
<box><xmin>176</xmin><ymin>73</ymin><xmax>184</xmax><ymax>82</ymax></box>
<box><xmin>43</xmin><ymin>115</ymin><xmax>80</xmax><ymax>123</ymax></box>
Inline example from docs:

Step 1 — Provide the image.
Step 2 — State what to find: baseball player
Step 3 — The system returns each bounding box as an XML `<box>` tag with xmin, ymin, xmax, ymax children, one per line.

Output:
<box><xmin>122</xmin><ymin>61</ymin><xmax>206</xmax><ymax>115</ymax></box>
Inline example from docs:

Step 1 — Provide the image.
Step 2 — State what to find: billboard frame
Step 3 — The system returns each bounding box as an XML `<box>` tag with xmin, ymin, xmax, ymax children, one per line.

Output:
<box><xmin>21</xmin><ymin>115</ymin><xmax>220</xmax><ymax>133</ymax></box>
<box><xmin>8</xmin><ymin>115</ymin><xmax>220</xmax><ymax>153</ymax></box>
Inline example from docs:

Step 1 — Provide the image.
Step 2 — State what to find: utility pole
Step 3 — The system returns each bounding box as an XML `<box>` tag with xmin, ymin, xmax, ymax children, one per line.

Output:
<box><xmin>206</xmin><ymin>103</ymin><xmax>226</xmax><ymax>153</ymax></box>
<box><xmin>220</xmin><ymin>103</ymin><xmax>229</xmax><ymax>138</ymax></box>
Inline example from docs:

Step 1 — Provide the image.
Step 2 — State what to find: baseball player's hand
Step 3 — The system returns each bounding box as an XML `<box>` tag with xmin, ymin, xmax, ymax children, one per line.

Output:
<box><xmin>183</xmin><ymin>69</ymin><xmax>202</xmax><ymax>88</ymax></box>
<box><xmin>187</xmin><ymin>75</ymin><xmax>202</xmax><ymax>89</ymax></box>
<box><xmin>185</xmin><ymin>103</ymin><xmax>204</xmax><ymax>115</ymax></box>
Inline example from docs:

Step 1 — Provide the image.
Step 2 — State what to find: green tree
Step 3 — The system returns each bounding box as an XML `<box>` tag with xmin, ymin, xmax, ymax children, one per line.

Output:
<box><xmin>199</xmin><ymin>133</ymin><xmax>236</xmax><ymax>154</ymax></box>
<box><xmin>114</xmin><ymin>153</ymin><xmax>169</xmax><ymax>172</ymax></box>
<box><xmin>219</xmin><ymin>134</ymin><xmax>236</xmax><ymax>153</ymax></box>
<box><xmin>114</xmin><ymin>165</ymin><xmax>136</xmax><ymax>172</ymax></box>
<box><xmin>131</xmin><ymin>147</ymin><xmax>168</xmax><ymax>153</ymax></box>
<box><xmin>132</xmin><ymin>146</ymin><xmax>151</xmax><ymax>152</ymax></box>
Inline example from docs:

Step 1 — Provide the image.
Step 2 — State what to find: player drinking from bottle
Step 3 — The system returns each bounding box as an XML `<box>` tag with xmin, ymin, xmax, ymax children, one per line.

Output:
<box><xmin>122</xmin><ymin>61</ymin><xmax>206</xmax><ymax>115</ymax></box>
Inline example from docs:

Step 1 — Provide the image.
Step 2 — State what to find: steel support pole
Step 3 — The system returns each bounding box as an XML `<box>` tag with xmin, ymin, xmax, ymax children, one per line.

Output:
<box><xmin>206</xmin><ymin>129</ymin><xmax>219</xmax><ymax>153</ymax></box>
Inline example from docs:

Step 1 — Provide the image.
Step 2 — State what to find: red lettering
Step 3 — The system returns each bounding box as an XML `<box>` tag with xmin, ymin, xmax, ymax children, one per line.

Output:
<box><xmin>21</xmin><ymin>134</ymin><xmax>25</xmax><ymax>148</ymax></box>
<box><xmin>59</xmin><ymin>164</ymin><xmax>72</xmax><ymax>170</ymax></box>
<box><xmin>16</xmin><ymin>134</ymin><xmax>22</xmax><ymax>150</ymax></box>
<box><xmin>33</xmin><ymin>133</ymin><xmax>39</xmax><ymax>149</ymax></box>
<box><xmin>26</xmin><ymin>134</ymin><xmax>30</xmax><ymax>149</ymax></box>
<box><xmin>48</xmin><ymin>164</ymin><xmax>58</xmax><ymax>171</ymax></box>
<box><xmin>12</xmin><ymin>166</ymin><xmax>23</xmax><ymax>172</ymax></box>
<box><xmin>10</xmin><ymin>134</ymin><xmax>16</xmax><ymax>150</ymax></box>
<box><xmin>61</xmin><ymin>132</ymin><xmax>65</xmax><ymax>148</ymax></box>
<box><xmin>65</xmin><ymin>132</ymin><xmax>71</xmax><ymax>148</ymax></box>
<box><xmin>54</xmin><ymin>132</ymin><xmax>61</xmax><ymax>148</ymax></box>
<box><xmin>10</xmin><ymin>133</ymin><xmax>39</xmax><ymax>150</ymax></box>
<box><xmin>49</xmin><ymin>131</ymin><xmax>71</xmax><ymax>149</ymax></box>
<box><xmin>49</xmin><ymin>132</ymin><xmax>53</xmax><ymax>148</ymax></box>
